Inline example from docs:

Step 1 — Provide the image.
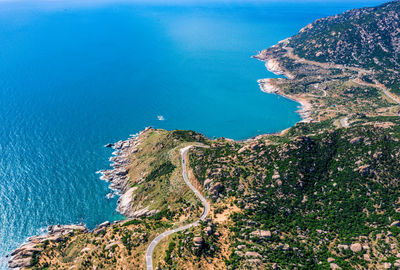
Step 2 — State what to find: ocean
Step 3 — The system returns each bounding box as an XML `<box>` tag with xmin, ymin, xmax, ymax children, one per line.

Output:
<box><xmin>0</xmin><ymin>0</ymin><xmax>387</xmax><ymax>268</ymax></box>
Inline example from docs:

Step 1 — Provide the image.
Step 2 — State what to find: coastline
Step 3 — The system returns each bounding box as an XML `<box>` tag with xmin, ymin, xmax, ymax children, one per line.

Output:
<box><xmin>254</xmin><ymin>54</ymin><xmax>313</xmax><ymax>123</ymax></box>
<box><xmin>98</xmin><ymin>126</ymin><xmax>159</xmax><ymax>219</ymax></box>
<box><xmin>8</xmin><ymin>41</ymin><xmax>312</xmax><ymax>269</ymax></box>
<box><xmin>7</xmin><ymin>127</ymin><xmax>157</xmax><ymax>269</ymax></box>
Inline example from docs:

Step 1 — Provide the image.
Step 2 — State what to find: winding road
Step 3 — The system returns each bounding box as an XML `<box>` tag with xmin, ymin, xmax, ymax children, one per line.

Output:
<box><xmin>145</xmin><ymin>145</ymin><xmax>210</xmax><ymax>270</ymax></box>
<box><xmin>286</xmin><ymin>44</ymin><xmax>400</xmax><ymax>106</ymax></box>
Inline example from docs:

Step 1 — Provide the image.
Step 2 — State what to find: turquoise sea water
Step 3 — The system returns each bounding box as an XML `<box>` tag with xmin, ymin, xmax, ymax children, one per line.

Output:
<box><xmin>0</xmin><ymin>1</ymin><xmax>387</xmax><ymax>268</ymax></box>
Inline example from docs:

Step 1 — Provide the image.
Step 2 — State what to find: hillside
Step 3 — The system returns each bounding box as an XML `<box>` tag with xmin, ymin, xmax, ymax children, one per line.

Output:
<box><xmin>8</xmin><ymin>1</ymin><xmax>400</xmax><ymax>270</ymax></box>
<box><xmin>290</xmin><ymin>1</ymin><xmax>400</xmax><ymax>70</ymax></box>
<box><xmin>257</xmin><ymin>0</ymin><xmax>400</xmax><ymax>95</ymax></box>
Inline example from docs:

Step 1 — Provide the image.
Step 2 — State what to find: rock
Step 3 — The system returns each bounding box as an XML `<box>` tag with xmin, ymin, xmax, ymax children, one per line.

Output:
<box><xmin>48</xmin><ymin>224</ymin><xmax>87</xmax><ymax>234</ymax></box>
<box><xmin>238</xmin><ymin>146</ymin><xmax>248</xmax><ymax>154</ymax></box>
<box><xmin>147</xmin><ymin>209</ymin><xmax>159</xmax><ymax>216</ymax></box>
<box><xmin>106</xmin><ymin>193</ymin><xmax>114</xmax><ymax>199</ymax></box>
<box><xmin>234</xmin><ymin>251</ymin><xmax>244</xmax><ymax>257</ymax></box>
<box><xmin>204</xmin><ymin>226</ymin><xmax>213</xmax><ymax>236</ymax></box>
<box><xmin>250</xmin><ymin>229</ymin><xmax>271</xmax><ymax>239</ymax></box>
<box><xmin>354</xmin><ymin>165</ymin><xmax>370</xmax><ymax>175</ymax></box>
<box><xmin>282</xmin><ymin>244</ymin><xmax>290</xmax><ymax>251</ymax></box>
<box><xmin>125</xmin><ymin>206</ymin><xmax>158</xmax><ymax>219</ymax></box>
<box><xmin>8</xmin><ymin>128</ymin><xmax>153</xmax><ymax>270</ymax></box>
<box><xmin>97</xmin><ymin>221</ymin><xmax>110</xmax><ymax>229</ymax></box>
<box><xmin>245</xmin><ymin>251</ymin><xmax>262</xmax><ymax>258</ymax></box>
<box><xmin>383</xmin><ymin>262</ymin><xmax>392</xmax><ymax>269</ymax></box>
<box><xmin>104</xmin><ymin>143</ymin><xmax>114</xmax><ymax>148</ymax></box>
<box><xmin>203</xmin><ymin>178</ymin><xmax>213</xmax><ymax>187</ymax></box>
<box><xmin>105</xmin><ymin>242</ymin><xmax>119</xmax><ymax>250</ymax></box>
<box><xmin>337</xmin><ymin>244</ymin><xmax>349</xmax><ymax>250</ymax></box>
<box><xmin>8</xmin><ymin>257</ymin><xmax>32</xmax><ymax>269</ymax></box>
<box><xmin>391</xmin><ymin>221</ymin><xmax>400</xmax><ymax>227</ymax></box>
<box><xmin>265</xmin><ymin>59</ymin><xmax>285</xmax><ymax>77</ymax></box>
<box><xmin>373</xmin><ymin>152</ymin><xmax>383</xmax><ymax>159</ymax></box>
<box><xmin>248</xmin><ymin>259</ymin><xmax>261</xmax><ymax>264</ymax></box>
<box><xmin>81</xmin><ymin>247</ymin><xmax>91</xmax><ymax>253</ymax></box>
<box><xmin>115</xmin><ymin>168</ymin><xmax>128</xmax><ymax>176</ymax></box>
<box><xmin>330</xmin><ymin>263</ymin><xmax>342</xmax><ymax>270</ymax></box>
<box><xmin>94</xmin><ymin>228</ymin><xmax>105</xmax><ymax>235</ymax></box>
<box><xmin>193</xmin><ymin>237</ymin><xmax>204</xmax><ymax>246</ymax></box>
<box><xmin>350</xmin><ymin>243</ymin><xmax>362</xmax><ymax>253</ymax></box>
<box><xmin>116</xmin><ymin>187</ymin><xmax>138</xmax><ymax>216</ymax></box>
<box><xmin>250</xmin><ymin>143</ymin><xmax>259</xmax><ymax>150</ymax></box>
<box><xmin>272</xmin><ymin>172</ymin><xmax>280</xmax><ymax>180</ymax></box>
<box><xmin>327</xmin><ymin>257</ymin><xmax>335</xmax><ymax>263</ymax></box>
<box><xmin>363</xmin><ymin>254</ymin><xmax>371</xmax><ymax>261</ymax></box>
<box><xmin>349</xmin><ymin>137</ymin><xmax>362</xmax><ymax>144</ymax></box>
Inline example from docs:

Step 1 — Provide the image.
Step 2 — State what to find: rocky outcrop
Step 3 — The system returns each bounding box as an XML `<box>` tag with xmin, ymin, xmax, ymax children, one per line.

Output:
<box><xmin>98</xmin><ymin>127</ymin><xmax>154</xmax><ymax>217</ymax></box>
<box><xmin>330</xmin><ymin>263</ymin><xmax>342</xmax><ymax>270</ymax></box>
<box><xmin>257</xmin><ymin>78</ymin><xmax>281</xmax><ymax>94</ymax></box>
<box><xmin>391</xmin><ymin>220</ymin><xmax>400</xmax><ymax>227</ymax></box>
<box><xmin>245</xmin><ymin>251</ymin><xmax>262</xmax><ymax>258</ymax></box>
<box><xmin>250</xmin><ymin>229</ymin><xmax>271</xmax><ymax>239</ymax></box>
<box><xmin>9</xmin><ymin>128</ymin><xmax>156</xmax><ymax>269</ymax></box>
<box><xmin>193</xmin><ymin>236</ymin><xmax>204</xmax><ymax>247</ymax></box>
<box><xmin>254</xmin><ymin>44</ymin><xmax>295</xmax><ymax>80</ymax></box>
<box><xmin>8</xmin><ymin>224</ymin><xmax>87</xmax><ymax>269</ymax></box>
<box><xmin>350</xmin><ymin>243</ymin><xmax>362</xmax><ymax>252</ymax></box>
<box><xmin>265</xmin><ymin>59</ymin><xmax>285</xmax><ymax>77</ymax></box>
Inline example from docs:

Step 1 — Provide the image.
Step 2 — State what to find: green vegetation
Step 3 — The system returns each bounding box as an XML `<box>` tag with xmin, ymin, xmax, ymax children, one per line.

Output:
<box><xmin>190</xmin><ymin>116</ymin><xmax>400</xmax><ymax>269</ymax></box>
<box><xmin>10</xmin><ymin>1</ymin><xmax>400</xmax><ymax>269</ymax></box>
<box><xmin>145</xmin><ymin>161</ymin><xmax>176</xmax><ymax>182</ymax></box>
<box><xmin>287</xmin><ymin>1</ymin><xmax>400</xmax><ymax>94</ymax></box>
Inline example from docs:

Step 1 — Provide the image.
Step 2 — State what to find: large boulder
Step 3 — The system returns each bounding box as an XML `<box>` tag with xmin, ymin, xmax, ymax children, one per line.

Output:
<box><xmin>193</xmin><ymin>237</ymin><xmax>204</xmax><ymax>246</ymax></box>
<box><xmin>250</xmin><ymin>229</ymin><xmax>271</xmax><ymax>239</ymax></box>
<box><xmin>350</xmin><ymin>243</ymin><xmax>362</xmax><ymax>253</ymax></box>
<box><xmin>383</xmin><ymin>262</ymin><xmax>392</xmax><ymax>269</ymax></box>
<box><xmin>330</xmin><ymin>263</ymin><xmax>342</xmax><ymax>270</ymax></box>
<box><xmin>203</xmin><ymin>178</ymin><xmax>213</xmax><ymax>187</ymax></box>
<box><xmin>245</xmin><ymin>251</ymin><xmax>262</xmax><ymax>258</ymax></box>
<box><xmin>391</xmin><ymin>221</ymin><xmax>400</xmax><ymax>227</ymax></box>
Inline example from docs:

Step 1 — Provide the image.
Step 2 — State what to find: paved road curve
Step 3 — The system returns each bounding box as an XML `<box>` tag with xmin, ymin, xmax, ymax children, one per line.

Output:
<box><xmin>145</xmin><ymin>145</ymin><xmax>210</xmax><ymax>270</ymax></box>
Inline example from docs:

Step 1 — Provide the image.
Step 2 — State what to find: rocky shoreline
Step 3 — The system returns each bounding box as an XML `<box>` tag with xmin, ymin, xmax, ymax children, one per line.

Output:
<box><xmin>8</xmin><ymin>224</ymin><xmax>88</xmax><ymax>269</ymax></box>
<box><xmin>8</xmin><ymin>127</ymin><xmax>158</xmax><ymax>269</ymax></box>
<box><xmin>8</xmin><ymin>37</ymin><xmax>313</xmax><ymax>270</ymax></box>
<box><xmin>98</xmin><ymin>126</ymin><xmax>159</xmax><ymax>218</ymax></box>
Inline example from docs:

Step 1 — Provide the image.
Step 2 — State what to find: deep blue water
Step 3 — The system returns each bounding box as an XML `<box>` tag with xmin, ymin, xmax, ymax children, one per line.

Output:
<box><xmin>0</xmin><ymin>0</ymin><xmax>388</xmax><ymax>268</ymax></box>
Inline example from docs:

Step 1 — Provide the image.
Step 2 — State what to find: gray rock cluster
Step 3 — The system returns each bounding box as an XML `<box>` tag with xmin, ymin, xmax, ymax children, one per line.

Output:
<box><xmin>98</xmin><ymin>127</ymin><xmax>156</xmax><ymax>217</ymax></box>
<box><xmin>8</xmin><ymin>224</ymin><xmax>87</xmax><ymax>269</ymax></box>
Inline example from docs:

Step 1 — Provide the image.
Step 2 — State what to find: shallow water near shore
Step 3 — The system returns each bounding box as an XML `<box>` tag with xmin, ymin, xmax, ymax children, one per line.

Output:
<box><xmin>0</xmin><ymin>0</ymin><xmax>387</xmax><ymax>268</ymax></box>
